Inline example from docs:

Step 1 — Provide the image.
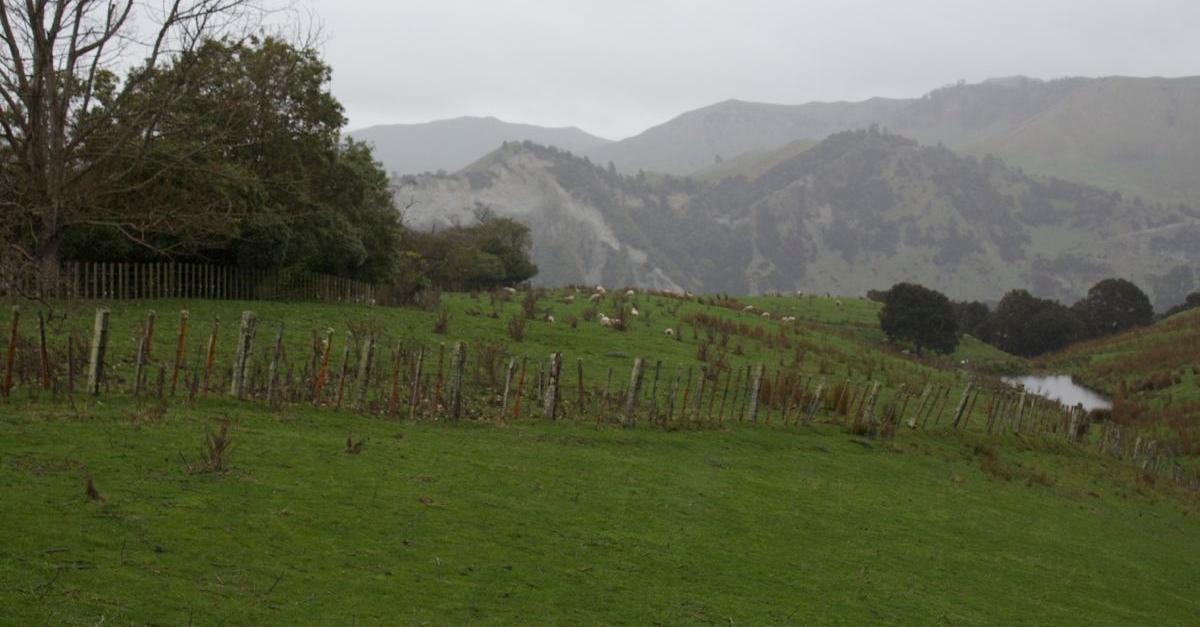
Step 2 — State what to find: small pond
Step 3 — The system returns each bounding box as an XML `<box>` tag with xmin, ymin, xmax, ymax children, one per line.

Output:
<box><xmin>1002</xmin><ymin>375</ymin><xmax>1112</xmax><ymax>412</ymax></box>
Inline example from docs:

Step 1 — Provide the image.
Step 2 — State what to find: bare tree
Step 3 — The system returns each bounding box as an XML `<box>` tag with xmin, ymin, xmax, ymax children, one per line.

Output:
<box><xmin>0</xmin><ymin>0</ymin><xmax>285</xmax><ymax>297</ymax></box>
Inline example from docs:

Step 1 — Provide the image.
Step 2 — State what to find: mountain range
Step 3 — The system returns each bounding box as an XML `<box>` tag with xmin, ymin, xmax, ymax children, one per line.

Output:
<box><xmin>398</xmin><ymin>131</ymin><xmax>1198</xmax><ymax>309</ymax></box>
<box><xmin>374</xmin><ymin>76</ymin><xmax>1200</xmax><ymax>308</ymax></box>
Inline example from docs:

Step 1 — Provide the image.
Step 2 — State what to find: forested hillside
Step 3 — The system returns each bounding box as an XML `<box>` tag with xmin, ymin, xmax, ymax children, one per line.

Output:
<box><xmin>400</xmin><ymin>130</ymin><xmax>1199</xmax><ymax>308</ymax></box>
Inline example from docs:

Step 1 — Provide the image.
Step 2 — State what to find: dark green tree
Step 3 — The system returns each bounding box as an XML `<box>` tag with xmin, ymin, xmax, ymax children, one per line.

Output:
<box><xmin>1075</xmin><ymin>278</ymin><xmax>1154</xmax><ymax>336</ymax></box>
<box><xmin>990</xmin><ymin>289</ymin><xmax>1086</xmax><ymax>357</ymax></box>
<box><xmin>953</xmin><ymin>300</ymin><xmax>993</xmax><ymax>342</ymax></box>
<box><xmin>879</xmin><ymin>282</ymin><xmax>958</xmax><ymax>354</ymax></box>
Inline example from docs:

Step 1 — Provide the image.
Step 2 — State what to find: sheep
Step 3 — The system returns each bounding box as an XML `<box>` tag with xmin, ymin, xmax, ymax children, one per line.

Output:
<box><xmin>664</xmin><ymin>328</ymin><xmax>675</xmax><ymax>337</ymax></box>
<box><xmin>780</xmin><ymin>316</ymin><xmax>796</xmax><ymax>324</ymax></box>
<box><xmin>742</xmin><ymin>305</ymin><xmax>756</xmax><ymax>313</ymax></box>
<box><xmin>589</xmin><ymin>293</ymin><xmax>603</xmax><ymax>303</ymax></box>
<box><xmin>624</xmin><ymin>289</ymin><xmax>636</xmax><ymax>297</ymax></box>
<box><xmin>835</xmin><ymin>300</ymin><xmax>844</xmax><ymax>309</ymax></box>
<box><xmin>595</xmin><ymin>285</ymin><xmax>607</xmax><ymax>294</ymax></box>
<box><xmin>599</xmin><ymin>314</ymin><xmax>613</xmax><ymax>327</ymax></box>
<box><xmin>761</xmin><ymin>311</ymin><xmax>771</xmax><ymax>318</ymax></box>
<box><xmin>546</xmin><ymin>315</ymin><xmax>555</xmax><ymax>323</ymax></box>
<box><xmin>502</xmin><ymin>286</ymin><xmax>517</xmax><ymax>295</ymax></box>
<box><xmin>562</xmin><ymin>295</ymin><xmax>576</xmax><ymax>304</ymax></box>
<box><xmin>631</xmin><ymin>306</ymin><xmax>639</xmax><ymax>317</ymax></box>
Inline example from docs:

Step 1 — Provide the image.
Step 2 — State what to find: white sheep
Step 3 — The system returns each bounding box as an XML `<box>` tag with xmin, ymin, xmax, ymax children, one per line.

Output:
<box><xmin>589</xmin><ymin>293</ymin><xmax>603</xmax><ymax>303</ymax></box>
<box><xmin>595</xmin><ymin>285</ymin><xmax>607</xmax><ymax>294</ymax></box>
<box><xmin>562</xmin><ymin>295</ymin><xmax>575</xmax><ymax>304</ymax></box>
<box><xmin>835</xmin><ymin>300</ymin><xmax>844</xmax><ymax>309</ymax></box>
<box><xmin>631</xmin><ymin>306</ymin><xmax>639</xmax><ymax>317</ymax></box>
<box><xmin>761</xmin><ymin>311</ymin><xmax>771</xmax><ymax>318</ymax></box>
<box><xmin>624</xmin><ymin>289</ymin><xmax>636</xmax><ymax>297</ymax></box>
<box><xmin>546</xmin><ymin>315</ymin><xmax>555</xmax><ymax>323</ymax></box>
<box><xmin>599</xmin><ymin>314</ymin><xmax>613</xmax><ymax>327</ymax></box>
<box><xmin>664</xmin><ymin>328</ymin><xmax>675</xmax><ymax>336</ymax></box>
<box><xmin>742</xmin><ymin>305</ymin><xmax>756</xmax><ymax>313</ymax></box>
<box><xmin>503</xmin><ymin>286</ymin><xmax>517</xmax><ymax>295</ymax></box>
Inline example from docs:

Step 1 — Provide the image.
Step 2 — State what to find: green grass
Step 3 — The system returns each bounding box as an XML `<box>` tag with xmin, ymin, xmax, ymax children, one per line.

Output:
<box><xmin>2</xmin><ymin>397</ymin><xmax>1198</xmax><ymax>626</ymax></box>
<box><xmin>2</xmin><ymin>293</ymin><xmax>1198</xmax><ymax>625</ymax></box>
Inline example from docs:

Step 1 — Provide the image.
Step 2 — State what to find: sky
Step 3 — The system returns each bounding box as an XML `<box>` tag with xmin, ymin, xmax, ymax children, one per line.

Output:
<box><xmin>305</xmin><ymin>0</ymin><xmax>1200</xmax><ymax>140</ymax></box>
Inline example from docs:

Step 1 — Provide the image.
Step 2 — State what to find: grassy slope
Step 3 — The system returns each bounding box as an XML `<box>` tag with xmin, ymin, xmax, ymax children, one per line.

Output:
<box><xmin>2</xmin><ymin>294</ymin><xmax>1198</xmax><ymax>625</ymax></box>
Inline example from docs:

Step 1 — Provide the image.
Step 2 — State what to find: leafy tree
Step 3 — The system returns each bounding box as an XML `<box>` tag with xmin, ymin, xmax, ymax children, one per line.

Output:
<box><xmin>1075</xmin><ymin>278</ymin><xmax>1154</xmax><ymax>336</ymax></box>
<box><xmin>990</xmin><ymin>289</ymin><xmax>1085</xmax><ymax>357</ymax></box>
<box><xmin>954</xmin><ymin>300</ymin><xmax>993</xmax><ymax>342</ymax></box>
<box><xmin>0</xmin><ymin>0</ymin><xmax>283</xmax><ymax>296</ymax></box>
<box><xmin>398</xmin><ymin>215</ymin><xmax>538</xmax><ymax>295</ymax></box>
<box><xmin>879</xmin><ymin>282</ymin><xmax>958</xmax><ymax>354</ymax></box>
<box><xmin>56</xmin><ymin>38</ymin><xmax>401</xmax><ymax>282</ymax></box>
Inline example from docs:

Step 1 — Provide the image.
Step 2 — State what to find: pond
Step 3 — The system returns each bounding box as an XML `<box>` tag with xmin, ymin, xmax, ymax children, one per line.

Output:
<box><xmin>1002</xmin><ymin>375</ymin><xmax>1112</xmax><ymax>412</ymax></box>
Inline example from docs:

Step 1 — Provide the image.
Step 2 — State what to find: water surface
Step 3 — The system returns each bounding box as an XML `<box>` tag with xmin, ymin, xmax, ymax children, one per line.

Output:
<box><xmin>1002</xmin><ymin>375</ymin><xmax>1111</xmax><ymax>412</ymax></box>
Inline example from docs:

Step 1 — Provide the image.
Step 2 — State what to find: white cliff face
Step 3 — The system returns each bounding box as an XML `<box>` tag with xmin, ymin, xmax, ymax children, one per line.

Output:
<box><xmin>397</xmin><ymin>148</ymin><xmax>684</xmax><ymax>290</ymax></box>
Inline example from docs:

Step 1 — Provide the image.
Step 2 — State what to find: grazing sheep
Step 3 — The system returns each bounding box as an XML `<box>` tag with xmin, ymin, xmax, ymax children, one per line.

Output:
<box><xmin>835</xmin><ymin>300</ymin><xmax>844</xmax><ymax>309</ymax></box>
<box><xmin>589</xmin><ymin>293</ymin><xmax>603</xmax><ymax>303</ymax></box>
<box><xmin>780</xmin><ymin>316</ymin><xmax>796</xmax><ymax>323</ymax></box>
<box><xmin>742</xmin><ymin>305</ymin><xmax>756</xmax><ymax>313</ymax></box>
<box><xmin>595</xmin><ymin>285</ymin><xmax>607</xmax><ymax>294</ymax></box>
<box><xmin>562</xmin><ymin>295</ymin><xmax>576</xmax><ymax>304</ymax></box>
<box><xmin>503</xmin><ymin>286</ymin><xmax>517</xmax><ymax>295</ymax></box>
<box><xmin>546</xmin><ymin>315</ymin><xmax>555</xmax><ymax>323</ymax></box>
<box><xmin>631</xmin><ymin>306</ymin><xmax>639</xmax><ymax>317</ymax></box>
<box><xmin>624</xmin><ymin>289</ymin><xmax>636</xmax><ymax>297</ymax></box>
<box><xmin>761</xmin><ymin>311</ymin><xmax>771</xmax><ymax>318</ymax></box>
<box><xmin>599</xmin><ymin>314</ymin><xmax>613</xmax><ymax>327</ymax></box>
<box><xmin>664</xmin><ymin>328</ymin><xmax>675</xmax><ymax>336</ymax></box>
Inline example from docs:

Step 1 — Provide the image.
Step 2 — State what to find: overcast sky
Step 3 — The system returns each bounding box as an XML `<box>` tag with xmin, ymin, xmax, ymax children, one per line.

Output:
<box><xmin>305</xmin><ymin>0</ymin><xmax>1200</xmax><ymax>140</ymax></box>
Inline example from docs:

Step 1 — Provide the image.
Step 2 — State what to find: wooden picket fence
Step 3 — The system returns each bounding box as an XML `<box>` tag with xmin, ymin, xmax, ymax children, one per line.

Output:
<box><xmin>45</xmin><ymin>261</ymin><xmax>375</xmax><ymax>303</ymax></box>
<box><xmin>2</xmin><ymin>305</ymin><xmax>1197</xmax><ymax>491</ymax></box>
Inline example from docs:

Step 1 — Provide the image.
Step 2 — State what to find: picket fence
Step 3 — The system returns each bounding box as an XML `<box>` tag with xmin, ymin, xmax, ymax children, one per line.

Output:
<box><xmin>50</xmin><ymin>261</ymin><xmax>374</xmax><ymax>303</ymax></box>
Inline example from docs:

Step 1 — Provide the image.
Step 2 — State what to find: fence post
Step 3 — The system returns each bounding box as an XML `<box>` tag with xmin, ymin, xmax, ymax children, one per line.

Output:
<box><xmin>500</xmin><ymin>357</ymin><xmax>517</xmax><ymax>419</ymax></box>
<box><xmin>354</xmin><ymin>333</ymin><xmax>375</xmax><ymax>411</ymax></box>
<box><xmin>1011</xmin><ymin>390</ymin><xmax>1028</xmax><ymax>434</ymax></box>
<box><xmin>170</xmin><ymin>310</ymin><xmax>189</xmax><ymax>396</ymax></box>
<box><xmin>334</xmin><ymin>331</ymin><xmax>353</xmax><ymax>409</ymax></box>
<box><xmin>229</xmin><ymin>311</ymin><xmax>257</xmax><ymax>399</ymax></box>
<box><xmin>409</xmin><ymin>346</ymin><xmax>425</xmax><ymax>420</ymax></box>
<box><xmin>542</xmin><ymin>352</ymin><xmax>563</xmax><ymax>420</ymax></box>
<box><xmin>747</xmin><ymin>364</ymin><xmax>765</xmax><ymax>423</ymax></box>
<box><xmin>38</xmin><ymin>312</ymin><xmax>50</xmax><ymax>390</ymax></box>
<box><xmin>133</xmin><ymin>310</ymin><xmax>156</xmax><ymax>396</ymax></box>
<box><xmin>951</xmin><ymin>380</ymin><xmax>975</xmax><ymax>428</ymax></box>
<box><xmin>447</xmin><ymin>341</ymin><xmax>467</xmax><ymax>420</ymax></box>
<box><xmin>266</xmin><ymin>322</ymin><xmax>285</xmax><ymax>406</ymax></box>
<box><xmin>3</xmin><ymin>306</ymin><xmax>17</xmax><ymax>397</ymax></box>
<box><xmin>622</xmin><ymin>356</ymin><xmax>646</xmax><ymax>428</ymax></box>
<box><xmin>203</xmin><ymin>317</ymin><xmax>219</xmax><ymax>396</ymax></box>
<box><xmin>87</xmin><ymin>308</ymin><xmax>110</xmax><ymax>395</ymax></box>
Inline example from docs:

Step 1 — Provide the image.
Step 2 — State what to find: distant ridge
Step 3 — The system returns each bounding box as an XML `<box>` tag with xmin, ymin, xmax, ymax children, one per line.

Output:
<box><xmin>348</xmin><ymin>116</ymin><xmax>611</xmax><ymax>176</ymax></box>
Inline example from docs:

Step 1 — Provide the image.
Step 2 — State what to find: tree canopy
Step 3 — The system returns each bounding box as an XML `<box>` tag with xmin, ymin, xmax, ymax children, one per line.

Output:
<box><xmin>879</xmin><ymin>282</ymin><xmax>958</xmax><ymax>354</ymax></box>
<box><xmin>1075</xmin><ymin>278</ymin><xmax>1154</xmax><ymax>336</ymax></box>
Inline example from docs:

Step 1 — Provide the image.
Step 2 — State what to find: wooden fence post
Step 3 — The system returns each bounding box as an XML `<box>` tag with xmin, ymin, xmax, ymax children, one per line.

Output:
<box><xmin>87</xmin><ymin>308</ymin><xmax>110</xmax><ymax>396</ymax></box>
<box><xmin>170</xmin><ymin>310</ymin><xmax>189</xmax><ymax>396</ymax></box>
<box><xmin>747</xmin><ymin>364</ymin><xmax>765</xmax><ymax>423</ymax></box>
<box><xmin>950</xmin><ymin>380</ymin><xmax>975</xmax><ymax>428</ymax></box>
<box><xmin>203</xmin><ymin>317</ymin><xmax>219</xmax><ymax>396</ymax></box>
<box><xmin>266</xmin><ymin>322</ymin><xmax>285</xmax><ymax>406</ymax></box>
<box><xmin>500</xmin><ymin>357</ymin><xmax>516</xmax><ymax>419</ymax></box>
<box><xmin>542</xmin><ymin>352</ymin><xmax>563</xmax><ymax>420</ymax></box>
<box><xmin>3</xmin><ymin>306</ymin><xmax>17</xmax><ymax>397</ymax></box>
<box><xmin>622</xmin><ymin>356</ymin><xmax>646</xmax><ymax>428</ymax></box>
<box><xmin>229</xmin><ymin>311</ymin><xmax>257</xmax><ymax>399</ymax></box>
<box><xmin>38</xmin><ymin>312</ymin><xmax>50</xmax><ymax>390</ymax></box>
<box><xmin>1011</xmin><ymin>390</ymin><xmax>1028</xmax><ymax>434</ymax></box>
<box><xmin>409</xmin><ymin>346</ymin><xmax>425</xmax><ymax>420</ymax></box>
<box><xmin>448</xmin><ymin>341</ymin><xmax>467</xmax><ymax>420</ymax></box>
<box><xmin>354</xmin><ymin>333</ymin><xmax>375</xmax><ymax>411</ymax></box>
<box><xmin>334</xmin><ymin>331</ymin><xmax>353</xmax><ymax>409</ymax></box>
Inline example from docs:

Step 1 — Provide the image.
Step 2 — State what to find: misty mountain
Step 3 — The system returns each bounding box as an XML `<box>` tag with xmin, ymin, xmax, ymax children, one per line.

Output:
<box><xmin>398</xmin><ymin>132</ymin><xmax>1199</xmax><ymax>309</ymax></box>
<box><xmin>585</xmin><ymin>76</ymin><xmax>1200</xmax><ymax>211</ymax></box>
<box><xmin>348</xmin><ymin>116</ymin><xmax>611</xmax><ymax>176</ymax></box>
<box><xmin>583</xmin><ymin>98</ymin><xmax>906</xmax><ymax>175</ymax></box>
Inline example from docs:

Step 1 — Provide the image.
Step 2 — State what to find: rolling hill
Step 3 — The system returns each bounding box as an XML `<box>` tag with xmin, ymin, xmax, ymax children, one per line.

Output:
<box><xmin>397</xmin><ymin>132</ymin><xmax>1200</xmax><ymax>308</ymax></box>
<box><xmin>348</xmin><ymin>116</ymin><xmax>611</xmax><ymax>176</ymax></box>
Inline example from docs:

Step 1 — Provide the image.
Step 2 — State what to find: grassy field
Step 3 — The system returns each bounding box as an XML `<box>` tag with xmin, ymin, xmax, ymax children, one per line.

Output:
<box><xmin>2</xmin><ymin>292</ymin><xmax>1198</xmax><ymax>625</ymax></box>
